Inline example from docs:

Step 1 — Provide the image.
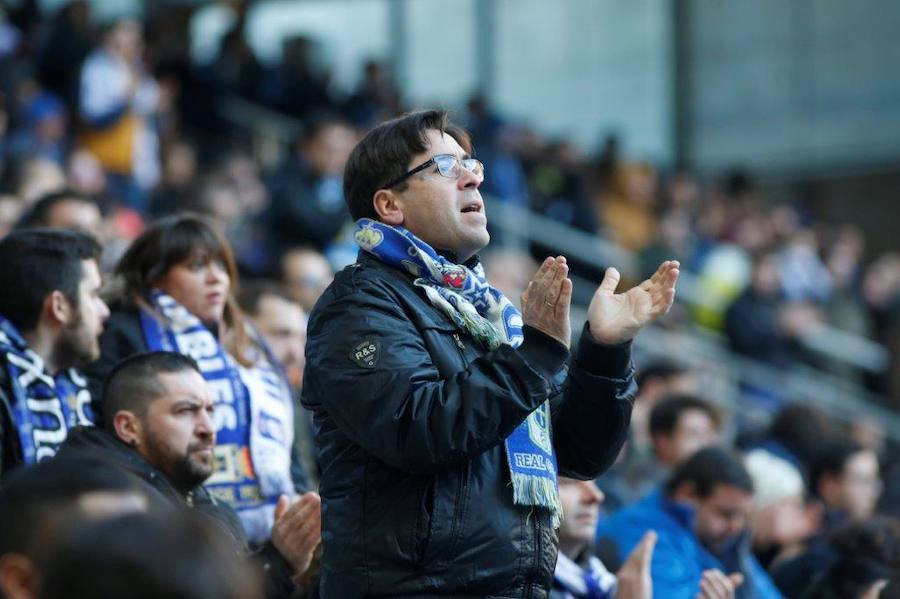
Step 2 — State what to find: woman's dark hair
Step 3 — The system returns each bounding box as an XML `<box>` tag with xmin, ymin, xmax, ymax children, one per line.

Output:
<box><xmin>343</xmin><ymin>109</ymin><xmax>473</xmax><ymax>221</ymax></box>
<box><xmin>114</xmin><ymin>213</ymin><xmax>254</xmax><ymax>366</ymax></box>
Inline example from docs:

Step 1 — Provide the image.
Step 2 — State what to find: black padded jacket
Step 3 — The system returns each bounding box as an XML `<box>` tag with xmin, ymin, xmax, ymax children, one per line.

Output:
<box><xmin>302</xmin><ymin>252</ymin><xmax>636</xmax><ymax>598</ymax></box>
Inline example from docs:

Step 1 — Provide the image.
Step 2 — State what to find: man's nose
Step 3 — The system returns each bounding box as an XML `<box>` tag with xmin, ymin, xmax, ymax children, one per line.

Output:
<box><xmin>579</xmin><ymin>480</ymin><xmax>604</xmax><ymax>505</ymax></box>
<box><xmin>457</xmin><ymin>166</ymin><xmax>482</xmax><ymax>190</ymax></box>
<box><xmin>99</xmin><ymin>298</ymin><xmax>111</xmax><ymax>322</ymax></box>
<box><xmin>196</xmin><ymin>408</ymin><xmax>215</xmax><ymax>436</ymax></box>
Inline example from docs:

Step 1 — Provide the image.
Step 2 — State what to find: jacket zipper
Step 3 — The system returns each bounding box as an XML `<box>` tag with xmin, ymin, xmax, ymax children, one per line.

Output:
<box><xmin>451</xmin><ymin>332</ymin><xmax>466</xmax><ymax>352</ymax></box>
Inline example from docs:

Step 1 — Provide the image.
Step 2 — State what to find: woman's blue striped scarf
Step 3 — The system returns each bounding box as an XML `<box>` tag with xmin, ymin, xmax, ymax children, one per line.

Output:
<box><xmin>355</xmin><ymin>218</ymin><xmax>561</xmax><ymax>527</ymax></box>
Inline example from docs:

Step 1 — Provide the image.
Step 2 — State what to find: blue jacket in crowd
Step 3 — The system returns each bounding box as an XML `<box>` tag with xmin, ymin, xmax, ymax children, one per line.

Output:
<box><xmin>595</xmin><ymin>488</ymin><xmax>783</xmax><ymax>599</ymax></box>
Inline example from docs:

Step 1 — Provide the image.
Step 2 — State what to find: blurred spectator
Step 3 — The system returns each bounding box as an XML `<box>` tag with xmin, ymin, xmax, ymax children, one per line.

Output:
<box><xmin>800</xmin><ymin>517</ymin><xmax>900</xmax><ymax>599</ymax></box>
<box><xmin>17</xmin><ymin>189</ymin><xmax>102</xmax><ymax>237</ymax></box>
<box><xmin>649</xmin><ymin>394</ymin><xmax>722</xmax><ymax>469</ymax></box>
<box><xmin>0</xmin><ymin>229</ymin><xmax>107</xmax><ymax>474</ymax></box>
<box><xmin>4</xmin><ymin>155</ymin><xmax>67</xmax><ymax>206</ymax></box>
<box><xmin>769</xmin><ymin>439</ymin><xmax>883</xmax><ymax>597</ymax></box>
<box><xmin>748</xmin><ymin>403</ymin><xmax>836</xmax><ymax>482</ymax></box>
<box><xmin>78</xmin><ymin>18</ymin><xmax>162</xmax><ymax>212</ymax></box>
<box><xmin>38</xmin><ymin>512</ymin><xmax>263</xmax><ymax>599</ymax></box>
<box><xmin>148</xmin><ymin>139</ymin><xmax>197</xmax><ymax>218</ymax></box>
<box><xmin>239</xmin><ymin>281</ymin><xmax>316</xmax><ymax>488</ymax></box>
<box><xmin>597</xmin><ymin>361</ymin><xmax>699</xmax><ymax>513</ymax></box>
<box><xmin>239</xmin><ymin>281</ymin><xmax>307</xmax><ymax>390</ymax></box>
<box><xmin>774</xmin><ymin>516</ymin><xmax>900</xmax><ymax>599</ymax></box>
<box><xmin>810</xmin><ymin>439</ymin><xmax>881</xmax><ymax>525</ymax></box>
<box><xmin>552</xmin><ymin>477</ymin><xmax>656</xmax><ymax>599</ymax></box>
<box><xmin>265</xmin><ymin>36</ymin><xmax>333</xmax><ymax>119</ymax></box>
<box><xmin>725</xmin><ymin>251</ymin><xmax>822</xmax><ymax>369</ymax></box>
<box><xmin>0</xmin><ymin>456</ymin><xmax>151</xmax><ymax>599</ymax></box>
<box><xmin>6</xmin><ymin>91</ymin><xmax>68</xmax><ymax>165</ymax></box>
<box><xmin>596</xmin><ymin>162</ymin><xmax>658</xmax><ymax>252</ymax></box>
<box><xmin>778</xmin><ymin>229</ymin><xmax>832</xmax><ymax>303</ymax></box>
<box><xmin>34</xmin><ymin>1</ymin><xmax>93</xmax><ymax>111</ymax></box>
<box><xmin>280</xmin><ymin>247</ymin><xmax>334</xmax><ymax>313</ymax></box>
<box><xmin>597</xmin><ymin>447</ymin><xmax>783</xmax><ymax>599</ymax></box>
<box><xmin>530</xmin><ymin>140</ymin><xmax>596</xmax><ymax>234</ymax></box>
<box><xmin>0</xmin><ymin>194</ymin><xmax>24</xmax><ymax>237</ymax></box>
<box><xmin>209</xmin><ymin>21</ymin><xmax>264</xmax><ymax>103</ymax></box>
<box><xmin>66</xmin><ymin>147</ymin><xmax>107</xmax><ymax>196</ymax></box>
<box><xmin>345</xmin><ymin>59</ymin><xmax>401</xmax><ymax>128</ymax></box>
<box><xmin>744</xmin><ymin>448</ymin><xmax>820</xmax><ymax>569</ymax></box>
<box><xmin>265</xmin><ymin>115</ymin><xmax>355</xmax><ymax>266</ymax></box>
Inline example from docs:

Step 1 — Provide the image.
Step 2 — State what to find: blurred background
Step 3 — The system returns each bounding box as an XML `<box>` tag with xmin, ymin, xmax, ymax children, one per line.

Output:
<box><xmin>0</xmin><ymin>0</ymin><xmax>898</xmax><ymax>452</ymax></box>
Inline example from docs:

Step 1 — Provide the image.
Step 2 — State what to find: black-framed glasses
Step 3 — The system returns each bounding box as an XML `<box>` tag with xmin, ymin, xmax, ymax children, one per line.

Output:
<box><xmin>383</xmin><ymin>153</ymin><xmax>485</xmax><ymax>189</ymax></box>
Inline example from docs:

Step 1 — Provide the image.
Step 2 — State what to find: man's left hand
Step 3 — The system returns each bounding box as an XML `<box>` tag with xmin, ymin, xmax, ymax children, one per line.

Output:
<box><xmin>587</xmin><ymin>260</ymin><xmax>680</xmax><ymax>345</ymax></box>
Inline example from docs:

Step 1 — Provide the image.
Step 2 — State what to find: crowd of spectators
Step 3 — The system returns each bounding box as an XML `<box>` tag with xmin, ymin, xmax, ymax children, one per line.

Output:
<box><xmin>0</xmin><ymin>3</ymin><xmax>897</xmax><ymax>598</ymax></box>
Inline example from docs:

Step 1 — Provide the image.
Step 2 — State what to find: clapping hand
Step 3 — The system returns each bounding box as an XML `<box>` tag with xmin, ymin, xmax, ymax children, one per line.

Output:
<box><xmin>521</xmin><ymin>256</ymin><xmax>573</xmax><ymax>349</ymax></box>
<box><xmin>270</xmin><ymin>492</ymin><xmax>322</xmax><ymax>578</ymax></box>
<box><xmin>587</xmin><ymin>261</ymin><xmax>680</xmax><ymax>345</ymax></box>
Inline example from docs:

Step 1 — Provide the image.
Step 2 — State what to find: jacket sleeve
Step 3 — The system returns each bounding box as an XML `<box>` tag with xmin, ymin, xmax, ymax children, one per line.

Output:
<box><xmin>551</xmin><ymin>323</ymin><xmax>636</xmax><ymax>480</ymax></box>
<box><xmin>301</xmin><ymin>278</ymin><xmax>568</xmax><ymax>475</ymax></box>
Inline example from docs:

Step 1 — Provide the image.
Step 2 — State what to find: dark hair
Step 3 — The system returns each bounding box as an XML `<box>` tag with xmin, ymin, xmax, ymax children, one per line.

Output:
<box><xmin>102</xmin><ymin>351</ymin><xmax>201</xmax><ymax>432</ymax></box>
<box><xmin>802</xmin><ymin>516</ymin><xmax>900</xmax><ymax>599</ymax></box>
<box><xmin>636</xmin><ymin>359</ymin><xmax>689</xmax><ymax>388</ymax></box>
<box><xmin>114</xmin><ymin>213</ymin><xmax>254</xmax><ymax>367</ymax></box>
<box><xmin>649</xmin><ymin>394</ymin><xmax>721</xmax><ymax>438</ymax></box>
<box><xmin>16</xmin><ymin>189</ymin><xmax>99</xmax><ymax>229</ymax></box>
<box><xmin>39</xmin><ymin>512</ymin><xmax>261</xmax><ymax>599</ymax></box>
<box><xmin>343</xmin><ymin>109</ymin><xmax>472</xmax><ymax>221</ymax></box>
<box><xmin>665</xmin><ymin>446</ymin><xmax>754</xmax><ymax>499</ymax></box>
<box><xmin>0</xmin><ymin>228</ymin><xmax>101</xmax><ymax>333</ymax></box>
<box><xmin>303</xmin><ymin>111</ymin><xmax>351</xmax><ymax>145</ymax></box>
<box><xmin>0</xmin><ymin>456</ymin><xmax>143</xmax><ymax>559</ymax></box>
<box><xmin>236</xmin><ymin>279</ymin><xmax>297</xmax><ymax>317</ymax></box>
<box><xmin>810</xmin><ymin>438</ymin><xmax>867</xmax><ymax>498</ymax></box>
<box><xmin>768</xmin><ymin>403</ymin><xmax>834</xmax><ymax>470</ymax></box>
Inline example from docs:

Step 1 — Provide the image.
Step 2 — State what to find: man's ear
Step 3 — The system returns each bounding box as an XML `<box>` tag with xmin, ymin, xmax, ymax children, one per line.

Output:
<box><xmin>0</xmin><ymin>553</ymin><xmax>40</xmax><ymax>599</ymax></box>
<box><xmin>113</xmin><ymin>411</ymin><xmax>142</xmax><ymax>448</ymax></box>
<box><xmin>373</xmin><ymin>189</ymin><xmax>404</xmax><ymax>226</ymax></box>
<box><xmin>44</xmin><ymin>290</ymin><xmax>73</xmax><ymax>327</ymax></box>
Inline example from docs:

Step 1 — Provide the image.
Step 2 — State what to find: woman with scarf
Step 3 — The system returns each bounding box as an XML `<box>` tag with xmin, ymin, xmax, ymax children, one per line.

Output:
<box><xmin>85</xmin><ymin>213</ymin><xmax>307</xmax><ymax>545</ymax></box>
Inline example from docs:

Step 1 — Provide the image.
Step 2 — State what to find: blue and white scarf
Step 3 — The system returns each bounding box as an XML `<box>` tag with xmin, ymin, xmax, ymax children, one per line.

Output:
<box><xmin>0</xmin><ymin>315</ymin><xmax>93</xmax><ymax>466</ymax></box>
<box><xmin>140</xmin><ymin>290</ymin><xmax>296</xmax><ymax>543</ymax></box>
<box><xmin>355</xmin><ymin>218</ymin><xmax>562</xmax><ymax>527</ymax></box>
<box><xmin>553</xmin><ymin>552</ymin><xmax>617</xmax><ymax>599</ymax></box>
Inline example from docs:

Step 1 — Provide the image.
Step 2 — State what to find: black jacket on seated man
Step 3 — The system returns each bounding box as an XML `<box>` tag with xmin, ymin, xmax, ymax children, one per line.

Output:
<box><xmin>55</xmin><ymin>426</ymin><xmax>297</xmax><ymax>599</ymax></box>
<box><xmin>303</xmin><ymin>252</ymin><xmax>636</xmax><ymax>598</ymax></box>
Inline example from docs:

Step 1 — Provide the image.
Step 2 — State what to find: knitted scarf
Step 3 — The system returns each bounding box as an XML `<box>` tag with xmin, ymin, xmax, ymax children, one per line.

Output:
<box><xmin>0</xmin><ymin>315</ymin><xmax>93</xmax><ymax>465</ymax></box>
<box><xmin>355</xmin><ymin>218</ymin><xmax>561</xmax><ymax>526</ymax></box>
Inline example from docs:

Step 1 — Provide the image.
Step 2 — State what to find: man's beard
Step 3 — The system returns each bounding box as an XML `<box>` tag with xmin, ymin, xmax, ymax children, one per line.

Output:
<box><xmin>144</xmin><ymin>428</ymin><xmax>214</xmax><ymax>495</ymax></box>
<box><xmin>53</xmin><ymin>306</ymin><xmax>97</xmax><ymax>370</ymax></box>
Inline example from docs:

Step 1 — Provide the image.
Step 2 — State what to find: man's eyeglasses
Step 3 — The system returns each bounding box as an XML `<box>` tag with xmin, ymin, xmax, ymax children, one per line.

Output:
<box><xmin>384</xmin><ymin>154</ymin><xmax>485</xmax><ymax>189</ymax></box>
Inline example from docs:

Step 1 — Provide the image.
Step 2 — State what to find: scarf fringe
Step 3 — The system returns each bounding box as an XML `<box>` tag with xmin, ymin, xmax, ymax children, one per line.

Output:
<box><xmin>511</xmin><ymin>472</ymin><xmax>563</xmax><ymax>528</ymax></box>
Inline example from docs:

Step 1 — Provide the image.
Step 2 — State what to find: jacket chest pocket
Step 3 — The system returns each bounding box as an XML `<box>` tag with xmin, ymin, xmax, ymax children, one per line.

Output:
<box><xmin>418</xmin><ymin>321</ymin><xmax>479</xmax><ymax>377</ymax></box>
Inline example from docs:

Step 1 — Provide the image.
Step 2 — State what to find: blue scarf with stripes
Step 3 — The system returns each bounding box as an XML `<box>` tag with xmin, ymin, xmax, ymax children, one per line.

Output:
<box><xmin>355</xmin><ymin>218</ymin><xmax>561</xmax><ymax>526</ymax></box>
<box><xmin>0</xmin><ymin>315</ymin><xmax>93</xmax><ymax>466</ymax></box>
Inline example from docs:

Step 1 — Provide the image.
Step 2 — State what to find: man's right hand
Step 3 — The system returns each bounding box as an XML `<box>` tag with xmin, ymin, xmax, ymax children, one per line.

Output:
<box><xmin>270</xmin><ymin>492</ymin><xmax>321</xmax><ymax>577</ymax></box>
<box><xmin>615</xmin><ymin>530</ymin><xmax>656</xmax><ymax>599</ymax></box>
<box><xmin>694</xmin><ymin>569</ymin><xmax>744</xmax><ymax>599</ymax></box>
<box><xmin>520</xmin><ymin>256</ymin><xmax>573</xmax><ymax>349</ymax></box>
